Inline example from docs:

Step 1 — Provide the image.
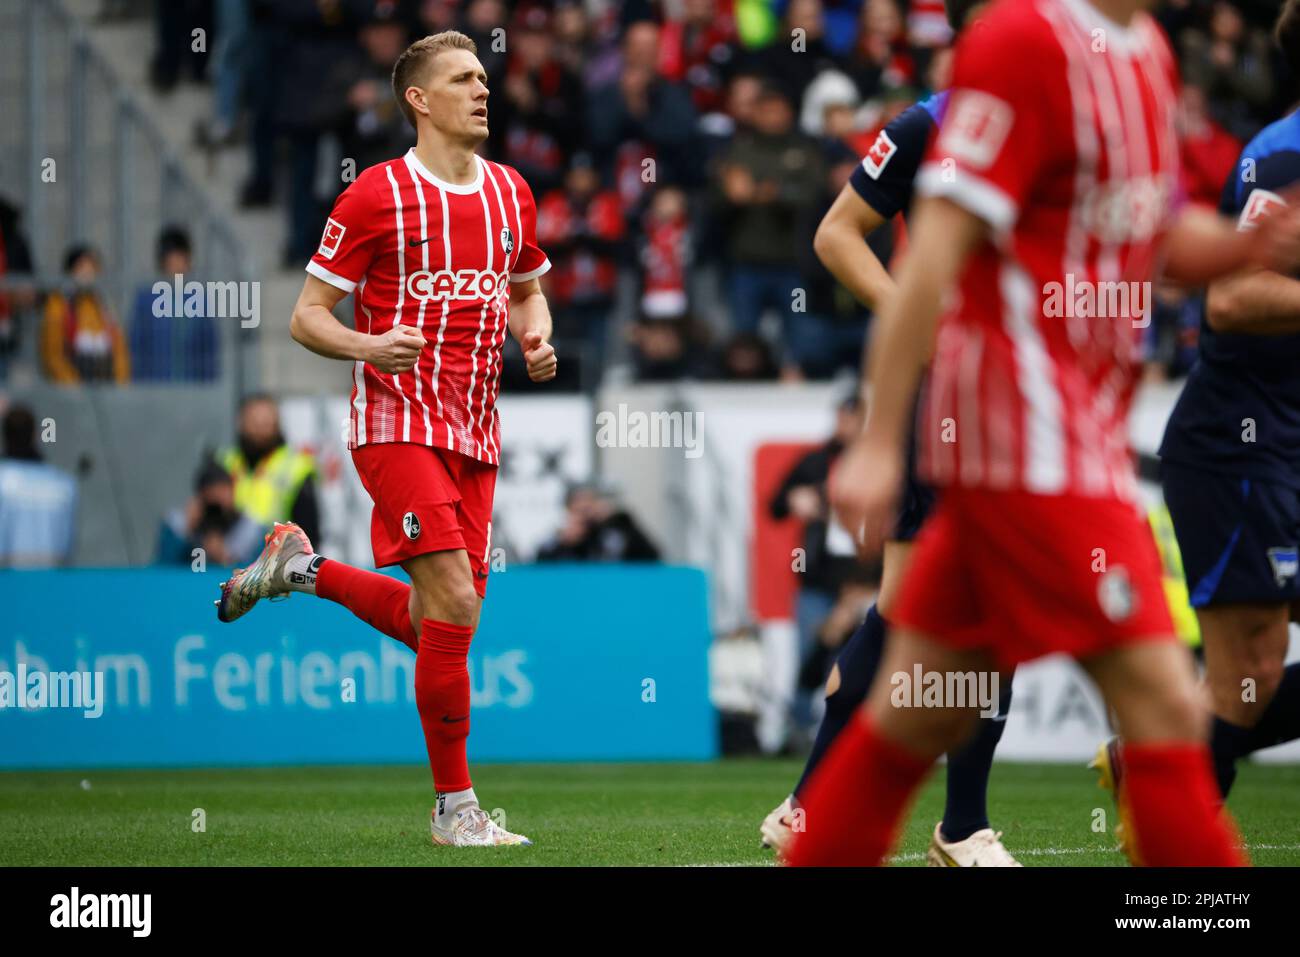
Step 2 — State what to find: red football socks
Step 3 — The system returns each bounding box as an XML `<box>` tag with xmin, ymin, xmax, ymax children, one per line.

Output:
<box><xmin>415</xmin><ymin>619</ymin><xmax>474</xmax><ymax>794</ymax></box>
<box><xmin>787</xmin><ymin>713</ymin><xmax>935</xmax><ymax>866</ymax></box>
<box><xmin>1122</xmin><ymin>742</ymin><xmax>1247</xmax><ymax>867</ymax></box>
<box><xmin>315</xmin><ymin>560</ymin><xmax>416</xmax><ymax>651</ymax></box>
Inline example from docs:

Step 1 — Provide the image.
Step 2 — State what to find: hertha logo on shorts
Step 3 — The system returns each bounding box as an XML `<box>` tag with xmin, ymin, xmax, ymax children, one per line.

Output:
<box><xmin>500</xmin><ymin>226</ymin><xmax>514</xmax><ymax>256</ymax></box>
<box><xmin>402</xmin><ymin>511</ymin><xmax>421</xmax><ymax>540</ymax></box>
<box><xmin>1267</xmin><ymin>547</ymin><xmax>1299</xmax><ymax>588</ymax></box>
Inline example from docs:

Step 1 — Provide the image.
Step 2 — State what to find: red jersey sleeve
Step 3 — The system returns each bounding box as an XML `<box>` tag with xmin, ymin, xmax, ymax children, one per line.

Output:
<box><xmin>306</xmin><ymin>171</ymin><xmax>387</xmax><ymax>294</ymax></box>
<box><xmin>916</xmin><ymin>10</ymin><xmax>1065</xmax><ymax>236</ymax></box>
<box><xmin>508</xmin><ymin>174</ymin><xmax>552</xmax><ymax>283</ymax></box>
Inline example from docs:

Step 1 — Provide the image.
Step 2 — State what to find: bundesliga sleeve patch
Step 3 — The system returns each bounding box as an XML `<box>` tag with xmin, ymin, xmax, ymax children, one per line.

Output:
<box><xmin>1237</xmin><ymin>188</ymin><xmax>1287</xmax><ymax>231</ymax></box>
<box><xmin>318</xmin><ymin>218</ymin><xmax>347</xmax><ymax>260</ymax></box>
<box><xmin>937</xmin><ymin>89</ymin><xmax>1015</xmax><ymax>171</ymax></box>
<box><xmin>861</xmin><ymin>130</ymin><xmax>898</xmax><ymax>180</ymax></box>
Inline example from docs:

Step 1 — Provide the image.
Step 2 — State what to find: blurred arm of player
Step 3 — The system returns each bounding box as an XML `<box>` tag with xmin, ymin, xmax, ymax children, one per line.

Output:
<box><xmin>813</xmin><ymin>187</ymin><xmax>898</xmax><ymax>319</ymax></box>
<box><xmin>828</xmin><ymin>197</ymin><xmax>987</xmax><ymax>558</ymax></box>
<box><xmin>289</xmin><ymin>274</ymin><xmax>426</xmax><ymax>374</ymax></box>
<box><xmin>508</xmin><ymin>277</ymin><xmax>557</xmax><ymax>382</ymax></box>
<box><xmin>1164</xmin><ymin>200</ymin><xmax>1300</xmax><ymax>334</ymax></box>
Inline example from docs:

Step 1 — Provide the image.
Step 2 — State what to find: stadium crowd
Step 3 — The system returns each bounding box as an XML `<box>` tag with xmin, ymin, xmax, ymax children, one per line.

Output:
<box><xmin>0</xmin><ymin>0</ymin><xmax>1290</xmax><ymax>391</ymax></box>
<box><xmin>141</xmin><ymin>0</ymin><xmax>1292</xmax><ymax>386</ymax></box>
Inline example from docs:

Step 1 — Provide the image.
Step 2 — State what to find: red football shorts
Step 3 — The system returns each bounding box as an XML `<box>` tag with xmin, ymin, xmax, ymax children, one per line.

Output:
<box><xmin>891</xmin><ymin>488</ymin><xmax>1175</xmax><ymax>670</ymax></box>
<box><xmin>351</xmin><ymin>442</ymin><xmax>497</xmax><ymax>597</ymax></box>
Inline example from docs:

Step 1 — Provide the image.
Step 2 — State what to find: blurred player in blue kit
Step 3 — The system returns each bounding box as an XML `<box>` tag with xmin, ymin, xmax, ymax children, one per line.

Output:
<box><xmin>759</xmin><ymin>0</ymin><xmax>1020</xmax><ymax>867</ymax></box>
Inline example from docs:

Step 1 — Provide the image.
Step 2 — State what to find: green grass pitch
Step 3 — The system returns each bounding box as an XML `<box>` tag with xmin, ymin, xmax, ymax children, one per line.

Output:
<box><xmin>2</xmin><ymin>760</ymin><xmax>1298</xmax><ymax>866</ymax></box>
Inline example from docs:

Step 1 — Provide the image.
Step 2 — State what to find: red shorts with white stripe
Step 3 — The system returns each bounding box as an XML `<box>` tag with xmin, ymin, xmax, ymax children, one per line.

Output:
<box><xmin>351</xmin><ymin>442</ymin><xmax>497</xmax><ymax>597</ymax></box>
<box><xmin>891</xmin><ymin>488</ymin><xmax>1174</xmax><ymax>670</ymax></box>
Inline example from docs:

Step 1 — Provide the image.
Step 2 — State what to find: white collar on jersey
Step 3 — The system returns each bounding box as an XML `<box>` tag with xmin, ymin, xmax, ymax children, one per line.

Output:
<box><xmin>1058</xmin><ymin>0</ymin><xmax>1141</xmax><ymax>54</ymax></box>
<box><xmin>404</xmin><ymin>148</ymin><xmax>484</xmax><ymax>195</ymax></box>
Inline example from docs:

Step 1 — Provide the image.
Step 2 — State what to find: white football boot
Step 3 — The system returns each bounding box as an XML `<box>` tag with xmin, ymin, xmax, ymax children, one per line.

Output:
<box><xmin>760</xmin><ymin>795</ymin><xmax>798</xmax><ymax>857</ymax></box>
<box><xmin>926</xmin><ymin>822</ymin><xmax>1022</xmax><ymax>866</ymax></box>
<box><xmin>215</xmin><ymin>521</ymin><xmax>314</xmax><ymax>623</ymax></box>
<box><xmin>430</xmin><ymin>802</ymin><xmax>532</xmax><ymax>847</ymax></box>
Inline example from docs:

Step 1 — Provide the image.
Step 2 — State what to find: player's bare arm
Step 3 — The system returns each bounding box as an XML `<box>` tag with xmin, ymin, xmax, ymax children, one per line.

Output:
<box><xmin>508</xmin><ymin>277</ymin><xmax>557</xmax><ymax>382</ymax></box>
<box><xmin>1162</xmin><ymin>201</ymin><xmax>1300</xmax><ymax>287</ymax></box>
<box><xmin>1205</xmin><ymin>269</ymin><xmax>1300</xmax><ymax>335</ymax></box>
<box><xmin>813</xmin><ymin>186</ymin><xmax>897</xmax><ymax>313</ymax></box>
<box><xmin>815</xmin><ymin>186</ymin><xmax>902</xmax><ymax>388</ymax></box>
<box><xmin>289</xmin><ymin>274</ymin><xmax>426</xmax><ymax>374</ymax></box>
<box><xmin>829</xmin><ymin>196</ymin><xmax>987</xmax><ymax>556</ymax></box>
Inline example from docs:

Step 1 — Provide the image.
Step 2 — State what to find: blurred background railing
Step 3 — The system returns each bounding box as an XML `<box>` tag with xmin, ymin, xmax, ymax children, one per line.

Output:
<box><xmin>0</xmin><ymin>0</ymin><xmax>256</xmax><ymax>399</ymax></box>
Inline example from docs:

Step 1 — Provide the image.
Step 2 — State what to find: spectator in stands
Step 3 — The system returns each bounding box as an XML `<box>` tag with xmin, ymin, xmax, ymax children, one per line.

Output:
<box><xmin>638</xmin><ymin>185</ymin><xmax>693</xmax><ymax>321</ymax></box>
<box><xmin>627</xmin><ymin>314</ymin><xmax>714</xmax><ymax>382</ymax></box>
<box><xmin>799</xmin><ymin>68</ymin><xmax>861</xmax><ymax>142</ymax></box>
<box><xmin>494</xmin><ymin>6</ymin><xmax>586</xmax><ymax>196</ymax></box>
<box><xmin>769</xmin><ymin>393</ymin><xmax>873</xmax><ymax>726</ymax></box>
<box><xmin>462</xmin><ymin>0</ymin><xmax>511</xmax><ymax>92</ymax></box>
<box><xmin>550</xmin><ymin>0</ymin><xmax>595</xmax><ymax>79</ymax></box>
<box><xmin>198</xmin><ymin>0</ymin><xmax>252</xmax><ymax>149</ymax></box>
<box><xmin>239</xmin><ymin>0</ymin><xmax>278</xmax><ymax>208</ymax></box>
<box><xmin>41</xmin><ymin>245</ymin><xmax>130</xmax><ymax>385</ymax></box>
<box><xmin>716</xmin><ymin>331</ymin><xmax>780</xmax><ymax>381</ymax></box>
<box><xmin>844</xmin><ymin>0</ymin><xmax>918</xmax><ymax>100</ymax></box>
<box><xmin>149</xmin><ymin>0</ymin><xmax>213</xmax><ymax>93</ymax></box>
<box><xmin>128</xmin><ymin>226</ymin><xmax>220</xmax><ymax>383</ymax></box>
<box><xmin>1178</xmin><ymin>84</ymin><xmax>1243</xmax><ymax>208</ymax></box>
<box><xmin>752</xmin><ymin>0</ymin><xmax>839</xmax><ymax>107</ymax></box>
<box><xmin>658</xmin><ymin>0</ymin><xmax>738</xmax><ymax>115</ymax></box>
<box><xmin>218</xmin><ymin>394</ymin><xmax>319</xmax><ymax>541</ymax></box>
<box><xmin>588</xmin><ymin>20</ymin><xmax>699</xmax><ymax>195</ymax></box>
<box><xmin>336</xmin><ymin>3</ymin><xmax>416</xmax><ymax>173</ymax></box>
<box><xmin>1181</xmin><ymin>0</ymin><xmax>1277</xmax><ymax>140</ymax></box>
<box><xmin>715</xmin><ymin>84</ymin><xmax>824</xmax><ymax>375</ymax></box>
<box><xmin>536</xmin><ymin>481</ymin><xmax>660</xmax><ymax>562</ymax></box>
<box><xmin>536</xmin><ymin>153</ymin><xmax>626</xmax><ymax>368</ymax></box>
<box><xmin>0</xmin><ymin>194</ymin><xmax>36</xmax><ymax>370</ymax></box>
<box><xmin>158</xmin><ymin>458</ymin><xmax>265</xmax><ymax>567</ymax></box>
<box><xmin>269</xmin><ymin>0</ymin><xmax>368</xmax><ymax>262</ymax></box>
<box><xmin>0</xmin><ymin>403</ymin><xmax>77</xmax><ymax>568</ymax></box>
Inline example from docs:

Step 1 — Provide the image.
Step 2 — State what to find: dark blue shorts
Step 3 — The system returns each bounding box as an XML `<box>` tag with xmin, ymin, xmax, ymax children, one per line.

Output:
<box><xmin>892</xmin><ymin>471</ymin><xmax>937</xmax><ymax>542</ymax></box>
<box><xmin>1161</xmin><ymin>461</ymin><xmax>1300</xmax><ymax>607</ymax></box>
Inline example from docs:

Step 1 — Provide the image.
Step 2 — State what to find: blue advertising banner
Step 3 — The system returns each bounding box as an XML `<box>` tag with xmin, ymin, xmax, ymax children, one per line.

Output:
<box><xmin>0</xmin><ymin>565</ymin><xmax>717</xmax><ymax>768</ymax></box>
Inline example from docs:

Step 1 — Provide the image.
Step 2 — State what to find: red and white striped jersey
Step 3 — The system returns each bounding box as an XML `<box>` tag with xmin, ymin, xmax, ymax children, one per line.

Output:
<box><xmin>914</xmin><ymin>0</ymin><xmax>1181</xmax><ymax>501</ymax></box>
<box><xmin>307</xmin><ymin>149</ymin><xmax>550</xmax><ymax>465</ymax></box>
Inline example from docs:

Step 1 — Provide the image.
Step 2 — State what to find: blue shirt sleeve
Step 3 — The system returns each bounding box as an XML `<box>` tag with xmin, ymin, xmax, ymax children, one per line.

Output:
<box><xmin>848</xmin><ymin>103</ymin><xmax>936</xmax><ymax>221</ymax></box>
<box><xmin>1220</xmin><ymin>143</ymin><xmax>1300</xmax><ymax>222</ymax></box>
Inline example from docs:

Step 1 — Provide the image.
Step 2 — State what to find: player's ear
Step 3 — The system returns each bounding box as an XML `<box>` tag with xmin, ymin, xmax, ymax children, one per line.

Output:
<box><xmin>405</xmin><ymin>86</ymin><xmax>430</xmax><ymax>121</ymax></box>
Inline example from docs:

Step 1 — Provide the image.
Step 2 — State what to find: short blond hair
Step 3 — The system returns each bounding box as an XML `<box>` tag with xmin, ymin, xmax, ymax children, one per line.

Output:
<box><xmin>392</xmin><ymin>30</ymin><xmax>479</xmax><ymax>129</ymax></box>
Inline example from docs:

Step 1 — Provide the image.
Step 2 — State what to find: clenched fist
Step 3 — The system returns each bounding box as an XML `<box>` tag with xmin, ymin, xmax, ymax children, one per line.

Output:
<box><xmin>521</xmin><ymin>331</ymin><xmax>557</xmax><ymax>382</ymax></box>
<box><xmin>367</xmin><ymin>325</ymin><xmax>426</xmax><ymax>374</ymax></box>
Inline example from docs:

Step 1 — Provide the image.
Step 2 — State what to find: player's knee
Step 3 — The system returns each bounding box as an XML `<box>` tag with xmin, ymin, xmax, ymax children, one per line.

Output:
<box><xmin>1146</xmin><ymin>679</ymin><xmax>1208</xmax><ymax>741</ymax></box>
<box><xmin>428</xmin><ymin>576</ymin><xmax>478</xmax><ymax>627</ymax></box>
<box><xmin>1232</xmin><ymin>655</ymin><xmax>1285</xmax><ymax>719</ymax></box>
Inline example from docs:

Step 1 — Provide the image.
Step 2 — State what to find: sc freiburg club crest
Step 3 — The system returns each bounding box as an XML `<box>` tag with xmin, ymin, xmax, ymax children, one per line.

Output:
<box><xmin>500</xmin><ymin>226</ymin><xmax>514</xmax><ymax>256</ymax></box>
<box><xmin>403</xmin><ymin>511</ymin><xmax>421</xmax><ymax>540</ymax></box>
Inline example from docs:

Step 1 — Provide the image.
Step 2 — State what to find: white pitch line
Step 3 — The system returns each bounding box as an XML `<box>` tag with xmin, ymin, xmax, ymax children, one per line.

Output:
<box><xmin>690</xmin><ymin>842</ymin><xmax>1300</xmax><ymax>868</ymax></box>
<box><xmin>892</xmin><ymin>846</ymin><xmax>1103</xmax><ymax>863</ymax></box>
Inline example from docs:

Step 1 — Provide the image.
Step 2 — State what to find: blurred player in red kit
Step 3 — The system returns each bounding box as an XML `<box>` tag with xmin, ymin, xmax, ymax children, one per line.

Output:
<box><xmin>217</xmin><ymin>31</ymin><xmax>556</xmax><ymax>847</ymax></box>
<box><xmin>788</xmin><ymin>0</ymin><xmax>1300</xmax><ymax>867</ymax></box>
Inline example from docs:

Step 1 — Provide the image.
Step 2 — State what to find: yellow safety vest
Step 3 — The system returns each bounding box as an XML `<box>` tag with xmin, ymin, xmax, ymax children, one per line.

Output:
<box><xmin>219</xmin><ymin>445</ymin><xmax>316</xmax><ymax>527</ymax></box>
<box><xmin>1148</xmin><ymin>503</ymin><xmax>1201</xmax><ymax>649</ymax></box>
